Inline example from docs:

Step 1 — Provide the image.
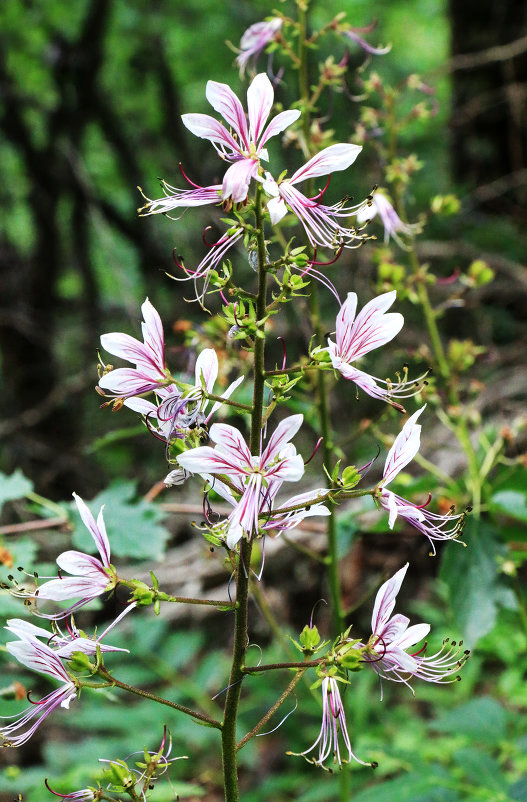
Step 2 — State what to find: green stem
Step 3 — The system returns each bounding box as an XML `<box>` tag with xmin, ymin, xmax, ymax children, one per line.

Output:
<box><xmin>156</xmin><ymin>592</ymin><xmax>236</xmax><ymax>608</ymax></box>
<box><xmin>237</xmin><ymin>669</ymin><xmax>307</xmax><ymax>750</ymax></box>
<box><xmin>97</xmin><ymin>667</ymin><xmax>222</xmax><ymax>729</ymax></box>
<box><xmin>203</xmin><ymin>392</ymin><xmax>253</xmax><ymax>413</ymax></box>
<box><xmin>243</xmin><ymin>659</ymin><xmax>324</xmax><ymax>673</ymax></box>
<box><xmin>221</xmin><ymin>185</ymin><xmax>268</xmax><ymax>802</ymax></box>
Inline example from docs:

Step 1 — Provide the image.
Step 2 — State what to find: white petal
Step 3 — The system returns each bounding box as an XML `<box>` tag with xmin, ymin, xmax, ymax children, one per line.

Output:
<box><xmin>260</xmin><ymin>414</ymin><xmax>303</xmax><ymax>467</ymax></box>
<box><xmin>247</xmin><ymin>73</ymin><xmax>274</xmax><ymax>145</ymax></box>
<box><xmin>382</xmin><ymin>406</ymin><xmax>426</xmax><ymax>485</ymax></box>
<box><xmin>195</xmin><ymin>348</ymin><xmax>218</xmax><ymax>394</ymax></box>
<box><xmin>290</xmin><ymin>143</ymin><xmax>362</xmax><ymax>185</ymax></box>
<box><xmin>371</xmin><ymin>563</ymin><xmax>408</xmax><ymax>635</ymax></box>
<box><xmin>205</xmin><ymin>81</ymin><xmax>249</xmax><ymax>148</ymax></box>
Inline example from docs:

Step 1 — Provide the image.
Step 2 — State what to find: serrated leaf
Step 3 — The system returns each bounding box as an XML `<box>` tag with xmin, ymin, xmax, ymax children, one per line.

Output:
<box><xmin>440</xmin><ymin>518</ymin><xmax>509</xmax><ymax>646</ymax></box>
<box><xmin>70</xmin><ymin>480</ymin><xmax>170</xmax><ymax>560</ymax></box>
<box><xmin>0</xmin><ymin>470</ymin><xmax>33</xmax><ymax>507</ymax></box>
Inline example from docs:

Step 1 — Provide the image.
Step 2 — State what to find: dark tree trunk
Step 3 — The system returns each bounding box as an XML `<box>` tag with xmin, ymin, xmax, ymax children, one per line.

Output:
<box><xmin>448</xmin><ymin>0</ymin><xmax>527</xmax><ymax>209</ymax></box>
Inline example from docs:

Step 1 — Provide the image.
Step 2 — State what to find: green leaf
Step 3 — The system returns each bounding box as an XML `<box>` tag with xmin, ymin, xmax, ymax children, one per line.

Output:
<box><xmin>352</xmin><ymin>769</ymin><xmax>459</xmax><ymax>802</ymax></box>
<box><xmin>430</xmin><ymin>697</ymin><xmax>507</xmax><ymax>745</ymax></box>
<box><xmin>440</xmin><ymin>518</ymin><xmax>509</xmax><ymax>646</ymax></box>
<box><xmin>70</xmin><ymin>480</ymin><xmax>170</xmax><ymax>560</ymax></box>
<box><xmin>0</xmin><ymin>470</ymin><xmax>33</xmax><ymax>507</ymax></box>
<box><xmin>453</xmin><ymin>746</ymin><xmax>503</xmax><ymax>790</ymax></box>
<box><xmin>490</xmin><ymin>490</ymin><xmax>527</xmax><ymax>523</ymax></box>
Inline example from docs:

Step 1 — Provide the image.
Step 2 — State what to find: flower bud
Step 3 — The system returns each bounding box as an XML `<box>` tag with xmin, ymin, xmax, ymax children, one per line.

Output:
<box><xmin>67</xmin><ymin>650</ymin><xmax>95</xmax><ymax>673</ymax></box>
<box><xmin>128</xmin><ymin>580</ymin><xmax>155</xmax><ymax>606</ymax></box>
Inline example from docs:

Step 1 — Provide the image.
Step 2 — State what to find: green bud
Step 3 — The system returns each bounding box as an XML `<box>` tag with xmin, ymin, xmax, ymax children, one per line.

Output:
<box><xmin>467</xmin><ymin>259</ymin><xmax>494</xmax><ymax>287</ymax></box>
<box><xmin>430</xmin><ymin>194</ymin><xmax>461</xmax><ymax>216</ymax></box>
<box><xmin>67</xmin><ymin>650</ymin><xmax>94</xmax><ymax>673</ymax></box>
<box><xmin>293</xmin><ymin>252</ymin><xmax>310</xmax><ymax>267</ymax></box>
<box><xmin>341</xmin><ymin>466</ymin><xmax>361</xmax><ymax>489</ymax></box>
<box><xmin>299</xmin><ymin>624</ymin><xmax>321</xmax><ymax>651</ymax></box>
<box><xmin>128</xmin><ymin>580</ymin><xmax>155</xmax><ymax>606</ymax></box>
<box><xmin>104</xmin><ymin>759</ymin><xmax>135</xmax><ymax>788</ymax></box>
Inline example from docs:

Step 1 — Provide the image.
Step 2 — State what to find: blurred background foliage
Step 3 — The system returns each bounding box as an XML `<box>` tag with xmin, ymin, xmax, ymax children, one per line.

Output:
<box><xmin>0</xmin><ymin>0</ymin><xmax>526</xmax><ymax>799</ymax></box>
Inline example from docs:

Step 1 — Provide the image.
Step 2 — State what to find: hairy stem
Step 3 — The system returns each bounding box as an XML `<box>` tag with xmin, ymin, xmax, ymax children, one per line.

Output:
<box><xmin>237</xmin><ymin>669</ymin><xmax>307</xmax><ymax>750</ymax></box>
<box><xmin>221</xmin><ymin>185</ymin><xmax>268</xmax><ymax>802</ymax></box>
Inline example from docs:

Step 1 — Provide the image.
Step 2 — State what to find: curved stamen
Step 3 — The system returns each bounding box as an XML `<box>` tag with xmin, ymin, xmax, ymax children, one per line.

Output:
<box><xmin>277</xmin><ymin>336</ymin><xmax>287</xmax><ymax>371</ymax></box>
<box><xmin>309</xmin><ymin>175</ymin><xmax>331</xmax><ymax>202</ymax></box>
<box><xmin>307</xmin><ymin>243</ymin><xmax>345</xmax><ymax>267</ymax></box>
<box><xmin>305</xmin><ymin>437</ymin><xmax>324</xmax><ymax>466</ymax></box>
<box><xmin>178</xmin><ymin>162</ymin><xmax>202</xmax><ymax>189</ymax></box>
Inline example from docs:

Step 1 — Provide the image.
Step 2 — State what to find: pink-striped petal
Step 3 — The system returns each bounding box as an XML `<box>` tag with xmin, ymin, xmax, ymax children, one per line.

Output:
<box><xmin>181</xmin><ymin>113</ymin><xmax>241</xmax><ymax>153</ymax></box>
<box><xmin>140</xmin><ymin>298</ymin><xmax>165</xmax><ymax>369</ymax></box>
<box><xmin>247</xmin><ymin>73</ymin><xmax>274</xmax><ymax>145</ymax></box>
<box><xmin>383</xmin><ymin>406</ymin><xmax>426</xmax><ymax>486</ymax></box>
<box><xmin>259</xmin><ymin>109</ymin><xmax>301</xmax><ymax>149</ymax></box>
<box><xmin>260</xmin><ymin>414</ymin><xmax>303</xmax><ymax>467</ymax></box>
<box><xmin>222</xmin><ymin>158</ymin><xmax>259</xmax><ymax>203</ymax></box>
<box><xmin>371</xmin><ymin>563</ymin><xmax>408</xmax><ymax>636</ymax></box>
<box><xmin>205</xmin><ymin>81</ymin><xmax>250</xmax><ymax>149</ymax></box>
<box><xmin>290</xmin><ymin>143</ymin><xmax>362</xmax><ymax>185</ymax></box>
<box><xmin>72</xmin><ymin>494</ymin><xmax>111</xmax><ymax>567</ymax></box>
<box><xmin>209</xmin><ymin>423</ymin><xmax>253</xmax><ymax>468</ymax></box>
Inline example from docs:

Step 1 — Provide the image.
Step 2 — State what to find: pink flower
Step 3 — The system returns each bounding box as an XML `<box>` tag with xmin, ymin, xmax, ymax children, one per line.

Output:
<box><xmin>15</xmin><ymin>494</ymin><xmax>118</xmax><ymax>618</ymax></box>
<box><xmin>5</xmin><ymin>605</ymin><xmax>134</xmax><ymax>659</ymax></box>
<box><xmin>176</xmin><ymin>415</ymin><xmax>305</xmax><ymax>548</ymax></box>
<box><xmin>98</xmin><ymin>299</ymin><xmax>175</xmax><ymax>399</ymax></box>
<box><xmin>125</xmin><ymin>348</ymin><xmax>243</xmax><ymax>441</ymax></box>
<box><xmin>363</xmin><ymin>564</ymin><xmax>469</xmax><ymax>696</ymax></box>
<box><xmin>378</xmin><ymin>408</ymin><xmax>467</xmax><ymax>554</ymax></box>
<box><xmin>327</xmin><ymin>290</ymin><xmax>419</xmax><ymax>410</ymax></box>
<box><xmin>182</xmin><ymin>73</ymin><xmax>300</xmax><ymax>203</ymax></box>
<box><xmin>1</xmin><ymin>638</ymin><xmax>77</xmax><ymax>746</ymax></box>
<box><xmin>292</xmin><ymin>676</ymin><xmax>373</xmax><ymax>770</ymax></box>
<box><xmin>262</xmin><ymin>143</ymin><xmax>363</xmax><ymax>249</ymax></box>
<box><xmin>356</xmin><ymin>192</ymin><xmax>419</xmax><ymax>246</ymax></box>
<box><xmin>236</xmin><ymin>18</ymin><xmax>283</xmax><ymax>75</ymax></box>
<box><xmin>205</xmin><ymin>480</ymin><xmax>330</xmax><ymax>546</ymax></box>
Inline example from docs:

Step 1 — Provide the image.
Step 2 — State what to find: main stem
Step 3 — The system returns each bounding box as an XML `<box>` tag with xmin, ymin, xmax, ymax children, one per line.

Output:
<box><xmin>221</xmin><ymin>186</ymin><xmax>268</xmax><ymax>802</ymax></box>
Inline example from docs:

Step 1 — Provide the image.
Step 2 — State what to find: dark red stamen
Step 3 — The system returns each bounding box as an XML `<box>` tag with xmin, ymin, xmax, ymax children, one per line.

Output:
<box><xmin>309</xmin><ymin>175</ymin><xmax>331</xmax><ymax>202</ymax></box>
<box><xmin>414</xmin><ymin>493</ymin><xmax>432</xmax><ymax>510</ymax></box>
<box><xmin>305</xmin><ymin>437</ymin><xmax>324</xmax><ymax>465</ymax></box>
<box><xmin>309</xmin><ymin>243</ymin><xmax>344</xmax><ymax>267</ymax></box>
<box><xmin>411</xmin><ymin>641</ymin><xmax>428</xmax><ymax>657</ymax></box>
<box><xmin>178</xmin><ymin>162</ymin><xmax>201</xmax><ymax>189</ymax></box>
<box><xmin>277</xmin><ymin>336</ymin><xmax>287</xmax><ymax>371</ymax></box>
<box><xmin>27</xmin><ymin>690</ymin><xmax>45</xmax><ymax>705</ymax></box>
<box><xmin>44</xmin><ymin>779</ymin><xmax>73</xmax><ymax>798</ymax></box>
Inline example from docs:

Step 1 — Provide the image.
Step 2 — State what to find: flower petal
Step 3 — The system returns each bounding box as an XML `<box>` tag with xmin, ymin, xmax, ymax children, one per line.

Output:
<box><xmin>205</xmin><ymin>81</ymin><xmax>249</xmax><ymax>149</ymax></box>
<box><xmin>140</xmin><ymin>298</ymin><xmax>165</xmax><ymax>370</ymax></box>
<box><xmin>222</xmin><ymin>158</ymin><xmax>258</xmax><ymax>203</ymax></box>
<box><xmin>194</xmin><ymin>348</ymin><xmax>218</xmax><ymax>394</ymax></box>
<box><xmin>260</xmin><ymin>414</ymin><xmax>303</xmax><ymax>467</ymax></box>
<box><xmin>209</xmin><ymin>423</ymin><xmax>253</xmax><ymax>468</ymax></box>
<box><xmin>247</xmin><ymin>73</ymin><xmax>274</xmax><ymax>145</ymax></box>
<box><xmin>371</xmin><ymin>563</ymin><xmax>408</xmax><ymax>635</ymax></box>
<box><xmin>290</xmin><ymin>143</ymin><xmax>362</xmax><ymax>185</ymax></box>
<box><xmin>382</xmin><ymin>406</ymin><xmax>426</xmax><ymax>486</ymax></box>
<box><xmin>259</xmin><ymin>109</ymin><xmax>301</xmax><ymax>148</ymax></box>
<box><xmin>181</xmin><ymin>113</ymin><xmax>241</xmax><ymax>153</ymax></box>
<box><xmin>72</xmin><ymin>494</ymin><xmax>111</xmax><ymax>567</ymax></box>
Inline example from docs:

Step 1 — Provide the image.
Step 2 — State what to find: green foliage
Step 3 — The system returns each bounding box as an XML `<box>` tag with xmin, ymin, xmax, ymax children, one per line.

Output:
<box><xmin>440</xmin><ymin>519</ymin><xmax>515</xmax><ymax>646</ymax></box>
<box><xmin>0</xmin><ymin>470</ymin><xmax>33</xmax><ymax>508</ymax></box>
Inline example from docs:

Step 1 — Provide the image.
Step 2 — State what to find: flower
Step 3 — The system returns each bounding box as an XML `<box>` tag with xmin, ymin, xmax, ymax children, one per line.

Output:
<box><xmin>326</xmin><ymin>290</ymin><xmax>422</xmax><ymax>411</ymax></box>
<box><xmin>98</xmin><ymin>298</ymin><xmax>175</xmax><ymax>400</ymax></box>
<box><xmin>291</xmin><ymin>676</ymin><xmax>373</xmax><ymax>771</ymax></box>
<box><xmin>13</xmin><ymin>494</ymin><xmax>118</xmax><ymax>618</ymax></box>
<box><xmin>182</xmin><ymin>73</ymin><xmax>300</xmax><ymax>203</ymax></box>
<box><xmin>356</xmin><ymin>192</ymin><xmax>419</xmax><ymax>246</ymax></box>
<box><xmin>1</xmin><ymin>638</ymin><xmax>77</xmax><ymax>746</ymax></box>
<box><xmin>205</xmin><ymin>480</ymin><xmax>330</xmax><ymax>544</ymax></box>
<box><xmin>5</xmin><ymin>604</ymin><xmax>134</xmax><ymax>659</ymax></box>
<box><xmin>236</xmin><ymin>18</ymin><xmax>283</xmax><ymax>75</ymax></box>
<box><xmin>176</xmin><ymin>415</ymin><xmax>305</xmax><ymax>548</ymax></box>
<box><xmin>124</xmin><ymin>347</ymin><xmax>243</xmax><ymax>441</ymax></box>
<box><xmin>378</xmin><ymin>407</ymin><xmax>467</xmax><ymax>554</ymax></box>
<box><xmin>262</xmin><ymin>143</ymin><xmax>364</xmax><ymax>249</ymax></box>
<box><xmin>363</xmin><ymin>563</ymin><xmax>469</xmax><ymax>697</ymax></box>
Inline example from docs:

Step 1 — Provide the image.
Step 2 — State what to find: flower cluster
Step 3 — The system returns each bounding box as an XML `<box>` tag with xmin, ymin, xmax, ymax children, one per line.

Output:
<box><xmin>177</xmin><ymin>414</ymin><xmax>329</xmax><ymax>549</ymax></box>
<box><xmin>98</xmin><ymin>298</ymin><xmax>243</xmax><ymax>444</ymax></box>
<box><xmin>139</xmin><ymin>73</ymin><xmax>368</xmax><ymax>304</ymax></box>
